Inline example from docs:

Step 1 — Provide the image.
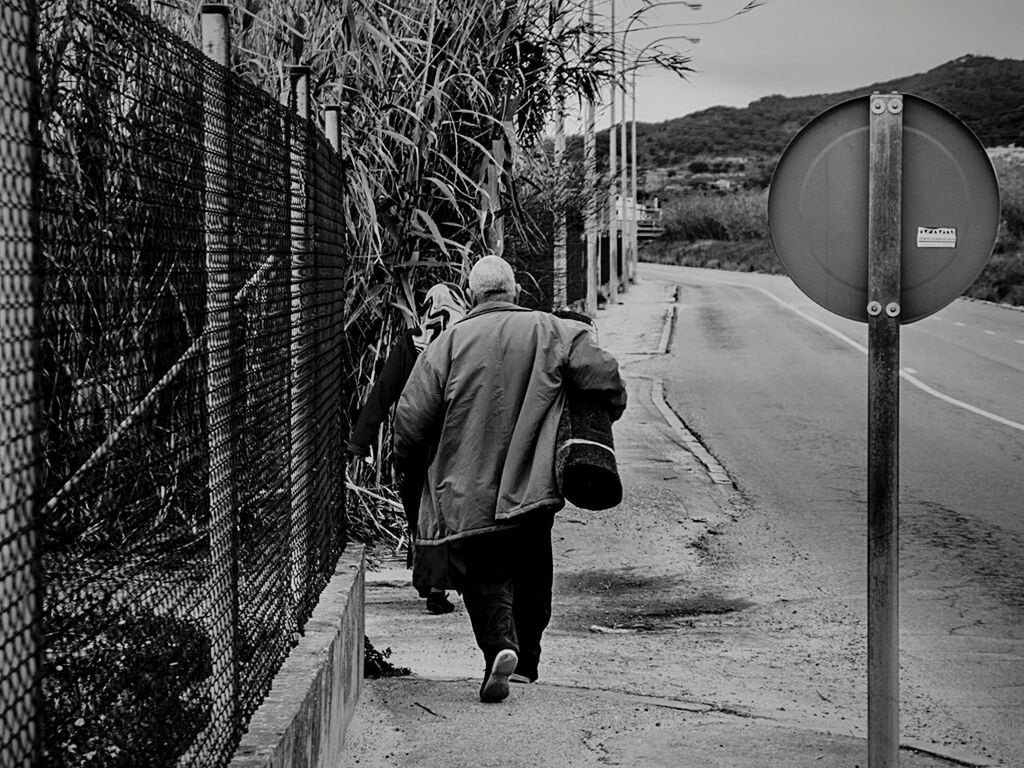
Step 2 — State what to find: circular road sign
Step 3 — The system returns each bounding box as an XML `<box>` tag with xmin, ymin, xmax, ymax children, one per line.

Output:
<box><xmin>768</xmin><ymin>94</ymin><xmax>1000</xmax><ymax>323</ymax></box>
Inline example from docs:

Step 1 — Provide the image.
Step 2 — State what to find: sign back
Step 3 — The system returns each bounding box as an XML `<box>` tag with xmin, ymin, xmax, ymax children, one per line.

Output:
<box><xmin>768</xmin><ymin>94</ymin><xmax>1000</xmax><ymax>323</ymax></box>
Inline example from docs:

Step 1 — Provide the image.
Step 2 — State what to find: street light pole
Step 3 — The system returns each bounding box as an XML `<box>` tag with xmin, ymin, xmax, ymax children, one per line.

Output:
<box><xmin>631</xmin><ymin>67</ymin><xmax>639</xmax><ymax>282</ymax></box>
<box><xmin>620</xmin><ymin>56</ymin><xmax>629</xmax><ymax>291</ymax></box>
<box><xmin>615</xmin><ymin>1</ymin><xmax>701</xmax><ymax>286</ymax></box>
<box><xmin>623</xmin><ymin>32</ymin><xmax>698</xmax><ymax>281</ymax></box>
<box><xmin>605</xmin><ymin>0</ymin><xmax>704</xmax><ymax>306</ymax></box>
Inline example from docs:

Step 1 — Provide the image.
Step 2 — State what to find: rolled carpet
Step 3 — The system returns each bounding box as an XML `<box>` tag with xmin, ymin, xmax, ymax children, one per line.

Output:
<box><xmin>553</xmin><ymin>309</ymin><xmax>622</xmax><ymax>511</ymax></box>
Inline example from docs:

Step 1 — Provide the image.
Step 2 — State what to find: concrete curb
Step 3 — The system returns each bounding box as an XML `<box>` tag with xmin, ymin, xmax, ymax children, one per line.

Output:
<box><xmin>649</xmin><ymin>377</ymin><xmax>734</xmax><ymax>486</ymax></box>
<box><xmin>645</xmin><ymin>282</ymin><xmax>732</xmax><ymax>486</ymax></box>
<box><xmin>229</xmin><ymin>544</ymin><xmax>366</xmax><ymax>768</ymax></box>
<box><xmin>656</xmin><ymin>304</ymin><xmax>676</xmax><ymax>354</ymax></box>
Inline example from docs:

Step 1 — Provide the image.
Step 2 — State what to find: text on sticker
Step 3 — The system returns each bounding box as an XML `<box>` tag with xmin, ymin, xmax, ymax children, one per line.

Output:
<box><xmin>917</xmin><ymin>226</ymin><xmax>957</xmax><ymax>249</ymax></box>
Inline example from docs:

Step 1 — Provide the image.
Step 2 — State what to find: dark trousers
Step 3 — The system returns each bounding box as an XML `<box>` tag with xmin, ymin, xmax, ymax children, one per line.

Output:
<box><xmin>459</xmin><ymin>511</ymin><xmax>555</xmax><ymax>679</ymax></box>
<box><xmin>398</xmin><ymin>466</ymin><xmax>424</xmax><ymax>571</ymax></box>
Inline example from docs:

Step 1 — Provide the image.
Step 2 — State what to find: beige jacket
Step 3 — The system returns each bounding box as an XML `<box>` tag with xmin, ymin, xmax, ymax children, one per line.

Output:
<box><xmin>394</xmin><ymin>302</ymin><xmax>626</xmax><ymax>545</ymax></box>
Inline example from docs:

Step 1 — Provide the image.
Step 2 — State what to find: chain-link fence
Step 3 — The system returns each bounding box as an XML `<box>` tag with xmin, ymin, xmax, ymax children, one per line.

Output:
<box><xmin>0</xmin><ymin>1</ymin><xmax>347</xmax><ymax>765</ymax></box>
<box><xmin>2</xmin><ymin>0</ymin><xmax>602</xmax><ymax>764</ymax></box>
<box><xmin>1</xmin><ymin>1</ymin><xmax>44</xmax><ymax>766</ymax></box>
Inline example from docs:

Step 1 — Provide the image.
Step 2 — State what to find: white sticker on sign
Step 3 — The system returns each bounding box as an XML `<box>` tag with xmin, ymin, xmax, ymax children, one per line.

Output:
<box><xmin>917</xmin><ymin>226</ymin><xmax>957</xmax><ymax>248</ymax></box>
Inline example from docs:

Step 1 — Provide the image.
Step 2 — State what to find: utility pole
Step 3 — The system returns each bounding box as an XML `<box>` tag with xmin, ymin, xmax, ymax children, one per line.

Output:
<box><xmin>606</xmin><ymin>0</ymin><xmax>619</xmax><ymax>303</ymax></box>
<box><xmin>619</xmin><ymin>58</ymin><xmax>630</xmax><ymax>292</ymax></box>
<box><xmin>585</xmin><ymin>0</ymin><xmax>598</xmax><ymax>315</ymax></box>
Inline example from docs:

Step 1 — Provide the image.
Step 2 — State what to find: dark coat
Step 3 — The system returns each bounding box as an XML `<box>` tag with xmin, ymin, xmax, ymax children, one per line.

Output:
<box><xmin>346</xmin><ymin>331</ymin><xmax>418</xmax><ymax>458</ymax></box>
<box><xmin>394</xmin><ymin>302</ymin><xmax>626</xmax><ymax>549</ymax></box>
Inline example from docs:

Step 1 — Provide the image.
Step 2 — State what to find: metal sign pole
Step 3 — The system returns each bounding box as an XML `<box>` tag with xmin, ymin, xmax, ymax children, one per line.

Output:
<box><xmin>770</xmin><ymin>87</ymin><xmax>999</xmax><ymax>768</ymax></box>
<box><xmin>866</xmin><ymin>92</ymin><xmax>902</xmax><ymax>768</ymax></box>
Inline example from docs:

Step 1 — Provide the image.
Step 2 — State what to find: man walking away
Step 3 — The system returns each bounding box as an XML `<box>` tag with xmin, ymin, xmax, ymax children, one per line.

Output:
<box><xmin>394</xmin><ymin>255</ymin><xmax>627</xmax><ymax>703</ymax></box>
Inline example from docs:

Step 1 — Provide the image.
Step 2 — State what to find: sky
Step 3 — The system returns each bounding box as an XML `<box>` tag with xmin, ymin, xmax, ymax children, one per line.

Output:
<box><xmin>574</xmin><ymin>0</ymin><xmax>1024</xmax><ymax>129</ymax></box>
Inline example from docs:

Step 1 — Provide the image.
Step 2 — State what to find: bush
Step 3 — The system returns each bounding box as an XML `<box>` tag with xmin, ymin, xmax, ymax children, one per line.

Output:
<box><xmin>364</xmin><ymin>636</ymin><xmax>411</xmax><ymax>679</ymax></box>
<box><xmin>963</xmin><ymin>149</ymin><xmax>1024</xmax><ymax>305</ymax></box>
<box><xmin>643</xmin><ymin>150</ymin><xmax>1024</xmax><ymax>308</ymax></box>
<box><xmin>659</xmin><ymin>189</ymin><xmax>768</xmax><ymax>243</ymax></box>
<box><xmin>641</xmin><ymin>238</ymin><xmax>784</xmax><ymax>275</ymax></box>
<box><xmin>991</xmin><ymin>149</ymin><xmax>1024</xmax><ymax>240</ymax></box>
<box><xmin>43</xmin><ymin>607</ymin><xmax>211</xmax><ymax>767</ymax></box>
<box><xmin>966</xmin><ymin>250</ymin><xmax>1024</xmax><ymax>305</ymax></box>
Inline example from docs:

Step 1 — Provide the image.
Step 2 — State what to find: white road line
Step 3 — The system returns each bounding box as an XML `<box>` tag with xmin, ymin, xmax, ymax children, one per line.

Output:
<box><xmin>1015</xmin><ymin>339</ymin><xmax>1024</xmax><ymax>345</ymax></box>
<box><xmin>897</xmin><ymin>370</ymin><xmax>1024</xmax><ymax>434</ymax></box>
<box><xmin>954</xmin><ymin>321</ymin><xmax>967</xmax><ymax>327</ymax></box>
<box><xmin>903</xmin><ymin>368</ymin><xmax>917</xmax><ymax>375</ymax></box>
<box><xmin>984</xmin><ymin>330</ymin><xmax>996</xmax><ymax>335</ymax></box>
<box><xmin>674</xmin><ymin>273</ymin><xmax>1024</xmax><ymax>436</ymax></box>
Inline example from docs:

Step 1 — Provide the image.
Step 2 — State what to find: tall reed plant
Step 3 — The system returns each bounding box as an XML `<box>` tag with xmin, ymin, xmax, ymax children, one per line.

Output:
<box><xmin>110</xmin><ymin>0</ymin><xmax>620</xmax><ymax>542</ymax></box>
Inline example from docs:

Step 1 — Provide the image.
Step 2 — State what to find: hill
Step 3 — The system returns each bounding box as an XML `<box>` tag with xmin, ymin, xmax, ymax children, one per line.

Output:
<box><xmin>618</xmin><ymin>55</ymin><xmax>1024</xmax><ymax>308</ymax></box>
<box><xmin>572</xmin><ymin>55</ymin><xmax>1024</xmax><ymax>172</ymax></box>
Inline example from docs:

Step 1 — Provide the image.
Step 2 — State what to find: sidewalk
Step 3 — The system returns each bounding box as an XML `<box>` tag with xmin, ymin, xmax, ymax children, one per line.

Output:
<box><xmin>337</xmin><ymin>279</ymin><xmax>956</xmax><ymax>768</ymax></box>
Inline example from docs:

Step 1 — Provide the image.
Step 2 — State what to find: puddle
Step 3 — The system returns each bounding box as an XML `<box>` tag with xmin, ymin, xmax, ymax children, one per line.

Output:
<box><xmin>555</xmin><ymin>569</ymin><xmax>754</xmax><ymax>632</ymax></box>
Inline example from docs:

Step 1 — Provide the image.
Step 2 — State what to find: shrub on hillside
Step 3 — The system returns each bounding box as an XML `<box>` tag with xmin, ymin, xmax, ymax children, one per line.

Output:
<box><xmin>641</xmin><ymin>239</ymin><xmax>784</xmax><ymax>275</ymax></box>
<box><xmin>991</xmin><ymin>150</ymin><xmax>1024</xmax><ymax>240</ymax></box>
<box><xmin>966</xmin><ymin>251</ymin><xmax>1024</xmax><ymax>306</ymax></box>
<box><xmin>966</xmin><ymin>150</ymin><xmax>1024</xmax><ymax>305</ymax></box>
<box><xmin>660</xmin><ymin>189</ymin><xmax>768</xmax><ymax>243</ymax></box>
<box><xmin>644</xmin><ymin>150</ymin><xmax>1024</xmax><ymax>308</ymax></box>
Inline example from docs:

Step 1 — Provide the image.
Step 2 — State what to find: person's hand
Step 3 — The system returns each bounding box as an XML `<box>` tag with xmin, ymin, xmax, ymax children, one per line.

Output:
<box><xmin>345</xmin><ymin>444</ymin><xmax>375</xmax><ymax>466</ymax></box>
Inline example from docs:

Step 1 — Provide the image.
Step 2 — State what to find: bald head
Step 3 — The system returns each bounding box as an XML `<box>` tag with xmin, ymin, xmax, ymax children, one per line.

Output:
<box><xmin>468</xmin><ymin>255</ymin><xmax>520</xmax><ymax>305</ymax></box>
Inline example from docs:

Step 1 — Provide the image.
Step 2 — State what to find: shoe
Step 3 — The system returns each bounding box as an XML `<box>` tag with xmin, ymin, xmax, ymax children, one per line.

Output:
<box><xmin>480</xmin><ymin>649</ymin><xmax>518</xmax><ymax>703</ymax></box>
<box><xmin>512</xmin><ymin>659</ymin><xmax>538</xmax><ymax>683</ymax></box>
<box><xmin>425</xmin><ymin>592</ymin><xmax>454</xmax><ymax>614</ymax></box>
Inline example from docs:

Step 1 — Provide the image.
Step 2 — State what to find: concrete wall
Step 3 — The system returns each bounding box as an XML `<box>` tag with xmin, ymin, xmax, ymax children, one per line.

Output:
<box><xmin>229</xmin><ymin>544</ymin><xmax>365</xmax><ymax>768</ymax></box>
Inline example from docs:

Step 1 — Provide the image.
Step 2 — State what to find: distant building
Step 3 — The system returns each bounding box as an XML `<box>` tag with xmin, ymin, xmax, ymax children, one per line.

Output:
<box><xmin>611</xmin><ymin>195</ymin><xmax>664</xmax><ymax>239</ymax></box>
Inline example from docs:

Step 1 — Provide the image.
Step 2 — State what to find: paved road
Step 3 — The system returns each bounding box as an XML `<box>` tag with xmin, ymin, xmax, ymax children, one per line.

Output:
<box><xmin>643</xmin><ymin>262</ymin><xmax>1024</xmax><ymax>765</ymax></box>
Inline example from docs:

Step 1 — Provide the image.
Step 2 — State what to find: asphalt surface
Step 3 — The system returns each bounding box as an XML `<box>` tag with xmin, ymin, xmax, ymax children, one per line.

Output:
<box><xmin>643</xmin><ymin>263</ymin><xmax>1023</xmax><ymax>766</ymax></box>
<box><xmin>338</xmin><ymin>276</ymin><xmax>983</xmax><ymax>768</ymax></box>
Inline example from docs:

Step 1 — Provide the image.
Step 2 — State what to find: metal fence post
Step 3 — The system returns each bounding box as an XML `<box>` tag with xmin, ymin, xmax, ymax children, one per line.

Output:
<box><xmin>324</xmin><ymin>105</ymin><xmax>342</xmax><ymax>152</ymax></box>
<box><xmin>198</xmin><ymin>3</ymin><xmax>240</xmax><ymax>759</ymax></box>
<box><xmin>0</xmin><ymin>2</ymin><xmax>42</xmax><ymax>765</ymax></box>
<box><xmin>553</xmin><ymin>95</ymin><xmax>567</xmax><ymax>310</ymax></box>
<box><xmin>322</xmin><ymin>104</ymin><xmax>348</xmax><ymax>553</ymax></box>
<box><xmin>289</xmin><ymin>65</ymin><xmax>314</xmax><ymax>628</ymax></box>
<box><xmin>485</xmin><ymin>135</ymin><xmax>505</xmax><ymax>257</ymax></box>
<box><xmin>551</xmin><ymin>9</ymin><xmax>567</xmax><ymax>310</ymax></box>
